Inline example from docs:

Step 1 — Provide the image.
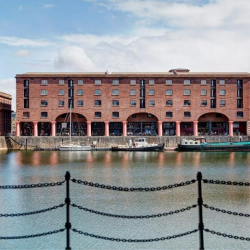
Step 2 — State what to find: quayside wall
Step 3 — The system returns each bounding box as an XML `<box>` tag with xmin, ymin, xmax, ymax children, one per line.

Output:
<box><xmin>0</xmin><ymin>136</ymin><xmax>249</xmax><ymax>150</ymax></box>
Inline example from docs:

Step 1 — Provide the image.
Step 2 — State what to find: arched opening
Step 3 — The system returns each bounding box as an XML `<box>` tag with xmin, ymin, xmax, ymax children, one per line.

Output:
<box><xmin>198</xmin><ymin>113</ymin><xmax>229</xmax><ymax>136</ymax></box>
<box><xmin>127</xmin><ymin>113</ymin><xmax>158</xmax><ymax>136</ymax></box>
<box><xmin>55</xmin><ymin>113</ymin><xmax>87</xmax><ymax>136</ymax></box>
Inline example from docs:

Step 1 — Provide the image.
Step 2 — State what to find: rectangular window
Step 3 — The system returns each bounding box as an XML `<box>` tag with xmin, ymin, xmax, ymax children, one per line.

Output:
<box><xmin>166</xmin><ymin>100</ymin><xmax>173</xmax><ymax>106</ymax></box>
<box><xmin>41</xmin><ymin>100</ymin><xmax>48</xmax><ymax>106</ymax></box>
<box><xmin>94</xmin><ymin>80</ymin><xmax>101</xmax><ymax>85</ymax></box>
<box><xmin>210</xmin><ymin>99</ymin><xmax>216</xmax><ymax>108</ymax></box>
<box><xmin>166</xmin><ymin>112</ymin><xmax>173</xmax><ymax>118</ymax></box>
<box><xmin>210</xmin><ymin>89</ymin><xmax>216</xmax><ymax>97</ymax></box>
<box><xmin>68</xmin><ymin>80</ymin><xmax>74</xmax><ymax>87</ymax></box>
<box><xmin>184</xmin><ymin>80</ymin><xmax>190</xmax><ymax>85</ymax></box>
<box><xmin>77</xmin><ymin>80</ymin><xmax>83</xmax><ymax>85</ymax></box>
<box><xmin>184</xmin><ymin>100</ymin><xmax>191</xmax><ymax>106</ymax></box>
<box><xmin>24</xmin><ymin>88</ymin><xmax>29</xmax><ymax>97</ymax></box>
<box><xmin>149</xmin><ymin>100</ymin><xmax>155</xmax><ymax>106</ymax></box>
<box><xmin>166</xmin><ymin>80</ymin><xmax>172</xmax><ymax>85</ymax></box>
<box><xmin>58</xmin><ymin>89</ymin><xmax>64</xmax><ymax>95</ymax></box>
<box><xmin>112</xmin><ymin>112</ymin><xmax>119</xmax><ymax>118</ymax></box>
<box><xmin>130</xmin><ymin>89</ymin><xmax>136</xmax><ymax>95</ymax></box>
<box><xmin>237</xmin><ymin>99</ymin><xmax>243</xmax><ymax>108</ymax></box>
<box><xmin>24</xmin><ymin>80</ymin><xmax>29</xmax><ymax>87</ymax></box>
<box><xmin>184</xmin><ymin>111</ymin><xmax>191</xmax><ymax>118</ymax></box>
<box><xmin>24</xmin><ymin>99</ymin><xmax>29</xmax><ymax>108</ymax></box>
<box><xmin>237</xmin><ymin>111</ymin><xmax>243</xmax><ymax>118</ymax></box>
<box><xmin>211</xmin><ymin>80</ymin><xmax>216</xmax><ymax>87</ymax></box>
<box><xmin>112</xmin><ymin>100</ymin><xmax>119</xmax><ymax>106</ymax></box>
<box><xmin>77</xmin><ymin>89</ymin><xmax>83</xmax><ymax>95</ymax></box>
<box><xmin>237</xmin><ymin>88</ymin><xmax>242</xmax><ymax>97</ymax></box>
<box><xmin>201</xmin><ymin>89</ymin><xmax>207</xmax><ymax>96</ymax></box>
<box><xmin>130</xmin><ymin>80</ymin><xmax>136</xmax><ymax>85</ymax></box>
<box><xmin>68</xmin><ymin>99</ymin><xmax>74</xmax><ymax>108</ymax></box>
<box><xmin>112</xmin><ymin>80</ymin><xmax>119</xmax><ymax>85</ymax></box>
<box><xmin>95</xmin><ymin>100</ymin><xmax>101</xmax><ymax>106</ymax></box>
<box><xmin>201</xmin><ymin>100</ymin><xmax>207</xmax><ymax>106</ymax></box>
<box><xmin>130</xmin><ymin>100</ymin><xmax>136</xmax><ymax>106</ymax></box>
<box><xmin>219</xmin><ymin>80</ymin><xmax>225</xmax><ymax>85</ymax></box>
<box><xmin>166</xmin><ymin>90</ymin><xmax>173</xmax><ymax>95</ymax></box>
<box><xmin>58</xmin><ymin>100</ymin><xmax>65</xmax><ymax>106</ymax></box>
<box><xmin>237</xmin><ymin>79</ymin><xmax>243</xmax><ymax>87</ymax></box>
<box><xmin>59</xmin><ymin>80</ymin><xmax>65</xmax><ymax>85</ymax></box>
<box><xmin>68</xmin><ymin>89</ymin><xmax>74</xmax><ymax>98</ymax></box>
<box><xmin>41</xmin><ymin>80</ymin><xmax>48</xmax><ymax>85</ymax></box>
<box><xmin>95</xmin><ymin>112</ymin><xmax>101</xmax><ymax>118</ymax></box>
<box><xmin>219</xmin><ymin>89</ymin><xmax>226</xmax><ymax>95</ymax></box>
<box><xmin>23</xmin><ymin>112</ymin><xmax>30</xmax><ymax>118</ymax></box>
<box><xmin>184</xmin><ymin>90</ymin><xmax>191</xmax><ymax>95</ymax></box>
<box><xmin>77</xmin><ymin>100</ymin><xmax>83</xmax><ymax>106</ymax></box>
<box><xmin>149</xmin><ymin>79</ymin><xmax>155</xmax><ymax>85</ymax></box>
<box><xmin>149</xmin><ymin>89</ymin><xmax>155</xmax><ymax>95</ymax></box>
<box><xmin>201</xmin><ymin>80</ymin><xmax>206</xmax><ymax>85</ymax></box>
<box><xmin>219</xmin><ymin>100</ymin><xmax>226</xmax><ymax>106</ymax></box>
<box><xmin>112</xmin><ymin>89</ymin><xmax>119</xmax><ymax>95</ymax></box>
<box><xmin>41</xmin><ymin>112</ymin><xmax>48</xmax><ymax>118</ymax></box>
<box><xmin>41</xmin><ymin>90</ymin><xmax>48</xmax><ymax>95</ymax></box>
<box><xmin>94</xmin><ymin>89</ymin><xmax>101</xmax><ymax>95</ymax></box>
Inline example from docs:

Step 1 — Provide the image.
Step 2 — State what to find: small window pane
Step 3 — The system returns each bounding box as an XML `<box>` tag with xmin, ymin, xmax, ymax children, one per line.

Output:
<box><xmin>130</xmin><ymin>89</ymin><xmax>136</xmax><ymax>95</ymax></box>
<box><xmin>166</xmin><ymin>112</ymin><xmax>173</xmax><ymax>118</ymax></box>
<box><xmin>149</xmin><ymin>100</ymin><xmax>155</xmax><ymax>106</ymax></box>
<box><xmin>112</xmin><ymin>100</ymin><xmax>119</xmax><ymax>106</ymax></box>
<box><xmin>41</xmin><ymin>80</ymin><xmax>48</xmax><ymax>85</ymax></box>
<box><xmin>24</xmin><ymin>80</ymin><xmax>29</xmax><ymax>87</ymax></box>
<box><xmin>201</xmin><ymin>80</ymin><xmax>206</xmax><ymax>85</ymax></box>
<box><xmin>95</xmin><ymin>100</ymin><xmax>101</xmax><ymax>106</ymax></box>
<box><xmin>184</xmin><ymin>90</ymin><xmax>191</xmax><ymax>95</ymax></box>
<box><xmin>220</xmin><ymin>89</ymin><xmax>226</xmax><ymax>95</ymax></box>
<box><xmin>220</xmin><ymin>100</ymin><xmax>226</xmax><ymax>106</ymax></box>
<box><xmin>237</xmin><ymin>111</ymin><xmax>243</xmax><ymax>117</ymax></box>
<box><xmin>59</xmin><ymin>80</ymin><xmax>64</xmax><ymax>85</ymax></box>
<box><xmin>41</xmin><ymin>100</ymin><xmax>48</xmax><ymax>106</ymax></box>
<box><xmin>58</xmin><ymin>100</ymin><xmax>65</xmax><ymax>106</ymax></box>
<box><xmin>201</xmin><ymin>100</ymin><xmax>207</xmax><ymax>106</ymax></box>
<box><xmin>201</xmin><ymin>90</ymin><xmax>207</xmax><ymax>96</ymax></box>
<box><xmin>184</xmin><ymin>80</ymin><xmax>190</xmax><ymax>85</ymax></box>
<box><xmin>95</xmin><ymin>112</ymin><xmax>101</xmax><ymax>118</ymax></box>
<box><xmin>77</xmin><ymin>100</ymin><xmax>83</xmax><ymax>106</ymax></box>
<box><xmin>130</xmin><ymin>80</ymin><xmax>136</xmax><ymax>85</ymax></box>
<box><xmin>112</xmin><ymin>89</ymin><xmax>119</xmax><ymax>95</ymax></box>
<box><xmin>220</xmin><ymin>80</ymin><xmax>225</xmax><ymax>85</ymax></box>
<box><xmin>77</xmin><ymin>89</ymin><xmax>83</xmax><ymax>95</ymax></box>
<box><xmin>23</xmin><ymin>112</ymin><xmax>30</xmax><ymax>118</ymax></box>
<box><xmin>166</xmin><ymin>80</ymin><xmax>172</xmax><ymax>85</ymax></box>
<box><xmin>94</xmin><ymin>89</ymin><xmax>101</xmax><ymax>95</ymax></box>
<box><xmin>112</xmin><ymin>112</ymin><xmax>119</xmax><ymax>118</ymax></box>
<box><xmin>166</xmin><ymin>90</ymin><xmax>173</xmax><ymax>95</ymax></box>
<box><xmin>184</xmin><ymin>100</ymin><xmax>191</xmax><ymax>106</ymax></box>
<box><xmin>78</xmin><ymin>80</ymin><xmax>83</xmax><ymax>85</ymax></box>
<box><xmin>166</xmin><ymin>100</ymin><xmax>173</xmax><ymax>106</ymax></box>
<box><xmin>95</xmin><ymin>80</ymin><xmax>101</xmax><ymax>85</ymax></box>
<box><xmin>149</xmin><ymin>80</ymin><xmax>155</xmax><ymax>85</ymax></box>
<box><xmin>112</xmin><ymin>80</ymin><xmax>119</xmax><ymax>85</ymax></box>
<box><xmin>149</xmin><ymin>89</ymin><xmax>155</xmax><ymax>95</ymax></box>
<box><xmin>58</xmin><ymin>89</ymin><xmax>64</xmax><ymax>95</ymax></box>
<box><xmin>184</xmin><ymin>111</ymin><xmax>191</xmax><ymax>117</ymax></box>
<box><xmin>130</xmin><ymin>100</ymin><xmax>136</xmax><ymax>106</ymax></box>
<box><xmin>41</xmin><ymin>112</ymin><xmax>48</xmax><ymax>118</ymax></box>
<box><xmin>41</xmin><ymin>90</ymin><xmax>48</xmax><ymax>95</ymax></box>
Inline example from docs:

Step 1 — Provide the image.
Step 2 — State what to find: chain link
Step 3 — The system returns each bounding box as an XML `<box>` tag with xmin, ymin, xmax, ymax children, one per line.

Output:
<box><xmin>71</xmin><ymin>203</ymin><xmax>197</xmax><ymax>219</ymax></box>
<box><xmin>0</xmin><ymin>228</ymin><xmax>65</xmax><ymax>240</ymax></box>
<box><xmin>71</xmin><ymin>179</ymin><xmax>196</xmax><ymax>192</ymax></box>
<box><xmin>204</xmin><ymin>228</ymin><xmax>250</xmax><ymax>241</ymax></box>
<box><xmin>72</xmin><ymin>228</ymin><xmax>198</xmax><ymax>242</ymax></box>
<box><xmin>0</xmin><ymin>203</ymin><xmax>65</xmax><ymax>217</ymax></box>
<box><xmin>203</xmin><ymin>204</ymin><xmax>250</xmax><ymax>217</ymax></box>
<box><xmin>0</xmin><ymin>180</ymin><xmax>65</xmax><ymax>189</ymax></box>
<box><xmin>202</xmin><ymin>179</ymin><xmax>250</xmax><ymax>186</ymax></box>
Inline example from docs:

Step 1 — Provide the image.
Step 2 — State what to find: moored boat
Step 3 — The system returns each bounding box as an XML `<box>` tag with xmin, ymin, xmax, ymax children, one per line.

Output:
<box><xmin>111</xmin><ymin>138</ymin><xmax>165</xmax><ymax>152</ymax></box>
<box><xmin>178</xmin><ymin>137</ymin><xmax>250</xmax><ymax>152</ymax></box>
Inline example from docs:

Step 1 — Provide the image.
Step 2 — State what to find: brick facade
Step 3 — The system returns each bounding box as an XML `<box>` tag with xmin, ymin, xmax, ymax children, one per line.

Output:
<box><xmin>0</xmin><ymin>91</ymin><xmax>12</xmax><ymax>135</ymax></box>
<box><xmin>15</xmin><ymin>70</ymin><xmax>250</xmax><ymax>137</ymax></box>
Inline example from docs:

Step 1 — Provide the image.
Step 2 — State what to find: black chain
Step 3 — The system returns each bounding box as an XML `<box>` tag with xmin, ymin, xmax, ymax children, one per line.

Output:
<box><xmin>72</xmin><ymin>228</ymin><xmax>198</xmax><ymax>242</ymax></box>
<box><xmin>204</xmin><ymin>228</ymin><xmax>250</xmax><ymax>241</ymax></box>
<box><xmin>203</xmin><ymin>204</ymin><xmax>250</xmax><ymax>217</ymax></box>
<box><xmin>203</xmin><ymin>179</ymin><xmax>250</xmax><ymax>186</ymax></box>
<box><xmin>0</xmin><ymin>180</ymin><xmax>65</xmax><ymax>189</ymax></box>
<box><xmin>0</xmin><ymin>228</ymin><xmax>65</xmax><ymax>240</ymax></box>
<box><xmin>0</xmin><ymin>203</ymin><xmax>65</xmax><ymax>217</ymax></box>
<box><xmin>71</xmin><ymin>203</ymin><xmax>197</xmax><ymax>219</ymax></box>
<box><xmin>71</xmin><ymin>179</ymin><xmax>196</xmax><ymax>192</ymax></box>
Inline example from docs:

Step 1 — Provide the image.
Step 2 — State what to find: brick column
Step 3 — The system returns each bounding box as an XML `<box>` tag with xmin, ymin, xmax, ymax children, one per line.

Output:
<box><xmin>33</xmin><ymin>121</ymin><xmax>38</xmax><ymax>136</ymax></box>
<box><xmin>16</xmin><ymin>122</ymin><xmax>20</xmax><ymax>136</ymax></box>
<box><xmin>247</xmin><ymin>121</ymin><xmax>250</xmax><ymax>136</ymax></box>
<box><xmin>104</xmin><ymin>121</ymin><xmax>109</xmax><ymax>136</ymax></box>
<box><xmin>228</xmin><ymin>121</ymin><xmax>234</xmax><ymax>136</ymax></box>
<box><xmin>51</xmin><ymin>121</ymin><xmax>56</xmax><ymax>136</ymax></box>
<box><xmin>158</xmin><ymin>121</ymin><xmax>163</xmax><ymax>136</ymax></box>
<box><xmin>122</xmin><ymin>121</ymin><xmax>127</xmax><ymax>136</ymax></box>
<box><xmin>87</xmin><ymin>121</ymin><xmax>91</xmax><ymax>136</ymax></box>
<box><xmin>193</xmin><ymin>121</ymin><xmax>198</xmax><ymax>136</ymax></box>
<box><xmin>176</xmin><ymin>121</ymin><xmax>181</xmax><ymax>136</ymax></box>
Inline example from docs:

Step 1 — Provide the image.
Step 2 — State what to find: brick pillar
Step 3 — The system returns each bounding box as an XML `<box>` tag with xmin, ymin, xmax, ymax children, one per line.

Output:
<box><xmin>158</xmin><ymin>121</ymin><xmax>163</xmax><ymax>136</ymax></box>
<box><xmin>228</xmin><ymin>121</ymin><xmax>234</xmax><ymax>136</ymax></box>
<box><xmin>122</xmin><ymin>121</ymin><xmax>127</xmax><ymax>136</ymax></box>
<box><xmin>16</xmin><ymin>122</ymin><xmax>20</xmax><ymax>136</ymax></box>
<box><xmin>105</xmin><ymin>121</ymin><xmax>109</xmax><ymax>136</ymax></box>
<box><xmin>33</xmin><ymin>121</ymin><xmax>38</xmax><ymax>136</ymax></box>
<box><xmin>51</xmin><ymin>121</ymin><xmax>56</xmax><ymax>136</ymax></box>
<box><xmin>87</xmin><ymin>121</ymin><xmax>91</xmax><ymax>136</ymax></box>
<box><xmin>176</xmin><ymin>121</ymin><xmax>181</xmax><ymax>136</ymax></box>
<box><xmin>193</xmin><ymin>121</ymin><xmax>198</xmax><ymax>136</ymax></box>
<box><xmin>247</xmin><ymin>121</ymin><xmax>250</xmax><ymax>136</ymax></box>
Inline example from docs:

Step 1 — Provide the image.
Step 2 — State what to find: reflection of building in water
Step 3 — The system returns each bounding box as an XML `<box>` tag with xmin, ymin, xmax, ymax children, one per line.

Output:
<box><xmin>228</xmin><ymin>152</ymin><xmax>235</xmax><ymax>167</ymax></box>
<box><xmin>49</xmin><ymin>151</ymin><xmax>59</xmax><ymax>165</ymax></box>
<box><xmin>193</xmin><ymin>152</ymin><xmax>201</xmax><ymax>167</ymax></box>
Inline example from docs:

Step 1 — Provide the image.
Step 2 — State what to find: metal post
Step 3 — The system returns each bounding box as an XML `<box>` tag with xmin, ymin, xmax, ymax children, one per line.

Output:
<box><xmin>65</xmin><ymin>171</ymin><xmax>71</xmax><ymax>250</ymax></box>
<box><xmin>197</xmin><ymin>171</ymin><xmax>204</xmax><ymax>250</ymax></box>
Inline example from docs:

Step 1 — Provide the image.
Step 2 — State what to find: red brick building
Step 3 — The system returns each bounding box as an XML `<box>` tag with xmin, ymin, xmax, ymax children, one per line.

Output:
<box><xmin>0</xmin><ymin>91</ymin><xmax>12</xmax><ymax>135</ymax></box>
<box><xmin>15</xmin><ymin>69</ymin><xmax>250</xmax><ymax>137</ymax></box>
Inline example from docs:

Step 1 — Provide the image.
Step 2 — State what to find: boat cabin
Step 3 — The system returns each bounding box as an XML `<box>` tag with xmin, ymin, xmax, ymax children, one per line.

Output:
<box><xmin>180</xmin><ymin>137</ymin><xmax>206</xmax><ymax>146</ymax></box>
<box><xmin>129</xmin><ymin>138</ymin><xmax>149</xmax><ymax>147</ymax></box>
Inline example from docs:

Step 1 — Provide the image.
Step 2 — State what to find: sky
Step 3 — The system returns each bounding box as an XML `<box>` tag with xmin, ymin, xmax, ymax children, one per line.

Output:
<box><xmin>0</xmin><ymin>0</ymin><xmax>250</xmax><ymax>110</ymax></box>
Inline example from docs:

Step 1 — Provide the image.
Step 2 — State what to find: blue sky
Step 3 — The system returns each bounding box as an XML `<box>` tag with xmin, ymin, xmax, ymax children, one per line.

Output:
<box><xmin>0</xmin><ymin>0</ymin><xmax>250</xmax><ymax>110</ymax></box>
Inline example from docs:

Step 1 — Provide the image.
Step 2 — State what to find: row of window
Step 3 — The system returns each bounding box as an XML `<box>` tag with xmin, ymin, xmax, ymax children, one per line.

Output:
<box><xmin>23</xmin><ymin>111</ymin><xmax>245</xmax><ymax>119</ymax></box>
<box><xmin>35</xmin><ymin>79</ymin><xmax>243</xmax><ymax>86</ymax></box>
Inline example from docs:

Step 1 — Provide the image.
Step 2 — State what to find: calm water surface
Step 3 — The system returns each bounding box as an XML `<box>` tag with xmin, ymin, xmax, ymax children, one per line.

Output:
<box><xmin>0</xmin><ymin>150</ymin><xmax>250</xmax><ymax>250</ymax></box>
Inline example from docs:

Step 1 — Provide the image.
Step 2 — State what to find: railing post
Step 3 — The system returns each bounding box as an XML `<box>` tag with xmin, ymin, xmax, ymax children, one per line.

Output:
<box><xmin>65</xmin><ymin>171</ymin><xmax>71</xmax><ymax>250</ymax></box>
<box><xmin>197</xmin><ymin>171</ymin><xmax>204</xmax><ymax>250</ymax></box>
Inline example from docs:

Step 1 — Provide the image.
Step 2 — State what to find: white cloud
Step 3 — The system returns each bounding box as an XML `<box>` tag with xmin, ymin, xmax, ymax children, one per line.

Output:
<box><xmin>54</xmin><ymin>46</ymin><xmax>97</xmax><ymax>71</ymax></box>
<box><xmin>0</xmin><ymin>36</ymin><xmax>53</xmax><ymax>47</ymax></box>
<box><xmin>43</xmin><ymin>4</ymin><xmax>55</xmax><ymax>8</ymax></box>
<box><xmin>0</xmin><ymin>78</ymin><xmax>16</xmax><ymax>111</ymax></box>
<box><xmin>15</xmin><ymin>50</ymin><xmax>30</xmax><ymax>57</ymax></box>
